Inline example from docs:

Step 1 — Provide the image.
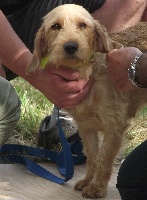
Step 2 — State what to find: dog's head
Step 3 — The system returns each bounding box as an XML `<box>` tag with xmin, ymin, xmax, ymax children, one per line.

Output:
<box><xmin>26</xmin><ymin>4</ymin><xmax>122</xmax><ymax>74</ymax></box>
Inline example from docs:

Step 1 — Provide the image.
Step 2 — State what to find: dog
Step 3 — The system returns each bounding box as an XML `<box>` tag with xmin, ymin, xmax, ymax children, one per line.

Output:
<box><xmin>26</xmin><ymin>4</ymin><xmax>147</xmax><ymax>198</ymax></box>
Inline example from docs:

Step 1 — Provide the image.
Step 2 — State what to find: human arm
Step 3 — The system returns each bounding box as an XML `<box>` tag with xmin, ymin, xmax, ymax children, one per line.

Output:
<box><xmin>106</xmin><ymin>47</ymin><xmax>145</xmax><ymax>91</ymax></box>
<box><xmin>0</xmin><ymin>10</ymin><xmax>93</xmax><ymax>108</ymax></box>
<box><xmin>92</xmin><ymin>0</ymin><xmax>146</xmax><ymax>32</ymax></box>
<box><xmin>93</xmin><ymin>0</ymin><xmax>147</xmax><ymax>91</ymax></box>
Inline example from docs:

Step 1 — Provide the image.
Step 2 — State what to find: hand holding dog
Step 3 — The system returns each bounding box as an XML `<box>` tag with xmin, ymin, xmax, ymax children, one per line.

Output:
<box><xmin>106</xmin><ymin>47</ymin><xmax>143</xmax><ymax>91</ymax></box>
<box><xmin>33</xmin><ymin>64</ymin><xmax>93</xmax><ymax>109</ymax></box>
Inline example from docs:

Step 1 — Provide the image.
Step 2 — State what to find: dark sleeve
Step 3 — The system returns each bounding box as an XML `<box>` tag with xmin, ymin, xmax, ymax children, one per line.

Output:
<box><xmin>72</xmin><ymin>0</ymin><xmax>106</xmax><ymax>13</ymax></box>
<box><xmin>42</xmin><ymin>0</ymin><xmax>106</xmax><ymax>14</ymax></box>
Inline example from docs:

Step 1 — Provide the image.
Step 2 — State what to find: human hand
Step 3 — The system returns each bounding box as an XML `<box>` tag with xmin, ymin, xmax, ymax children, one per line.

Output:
<box><xmin>30</xmin><ymin>65</ymin><xmax>93</xmax><ymax>109</ymax></box>
<box><xmin>106</xmin><ymin>47</ymin><xmax>142</xmax><ymax>91</ymax></box>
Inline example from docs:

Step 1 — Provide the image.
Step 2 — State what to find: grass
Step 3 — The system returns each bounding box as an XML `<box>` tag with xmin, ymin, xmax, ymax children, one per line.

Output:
<box><xmin>124</xmin><ymin>113</ymin><xmax>147</xmax><ymax>157</ymax></box>
<box><xmin>8</xmin><ymin>77</ymin><xmax>147</xmax><ymax>157</ymax></box>
<box><xmin>8</xmin><ymin>77</ymin><xmax>53</xmax><ymax>146</ymax></box>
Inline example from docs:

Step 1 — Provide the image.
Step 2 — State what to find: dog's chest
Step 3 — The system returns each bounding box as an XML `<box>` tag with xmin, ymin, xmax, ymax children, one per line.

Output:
<box><xmin>68</xmin><ymin>76</ymin><xmax>113</xmax><ymax>118</ymax></box>
<box><xmin>68</xmin><ymin>72</ymin><xmax>130</xmax><ymax>126</ymax></box>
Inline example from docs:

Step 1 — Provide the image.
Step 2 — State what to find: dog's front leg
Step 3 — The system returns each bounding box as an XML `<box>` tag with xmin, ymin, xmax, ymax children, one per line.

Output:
<box><xmin>74</xmin><ymin>125</ymin><xmax>99</xmax><ymax>192</ymax></box>
<box><xmin>82</xmin><ymin>130</ymin><xmax>124</xmax><ymax>198</ymax></box>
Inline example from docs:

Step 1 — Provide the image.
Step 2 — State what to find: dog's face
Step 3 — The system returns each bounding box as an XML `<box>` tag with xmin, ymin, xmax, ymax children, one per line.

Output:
<box><xmin>42</xmin><ymin>5</ymin><xmax>97</xmax><ymax>67</ymax></box>
<box><xmin>27</xmin><ymin>4</ymin><xmax>121</xmax><ymax>74</ymax></box>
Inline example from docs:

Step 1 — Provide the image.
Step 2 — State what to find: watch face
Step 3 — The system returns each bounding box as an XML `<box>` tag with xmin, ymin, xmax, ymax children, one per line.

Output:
<box><xmin>128</xmin><ymin>68</ymin><xmax>134</xmax><ymax>81</ymax></box>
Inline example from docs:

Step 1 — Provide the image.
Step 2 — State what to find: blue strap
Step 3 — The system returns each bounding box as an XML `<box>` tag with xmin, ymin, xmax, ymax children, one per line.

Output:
<box><xmin>56</xmin><ymin>108</ymin><xmax>74</xmax><ymax>181</ymax></box>
<box><xmin>0</xmin><ymin>108</ymin><xmax>86</xmax><ymax>184</ymax></box>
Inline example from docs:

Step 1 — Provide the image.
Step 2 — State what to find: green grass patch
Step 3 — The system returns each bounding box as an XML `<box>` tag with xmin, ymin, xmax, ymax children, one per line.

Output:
<box><xmin>124</xmin><ymin>115</ymin><xmax>147</xmax><ymax>157</ymax></box>
<box><xmin>8</xmin><ymin>77</ymin><xmax>53</xmax><ymax>146</ymax></box>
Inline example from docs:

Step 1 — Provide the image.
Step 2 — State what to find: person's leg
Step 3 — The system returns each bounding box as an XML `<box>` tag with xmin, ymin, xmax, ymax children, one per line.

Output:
<box><xmin>0</xmin><ymin>77</ymin><xmax>21</xmax><ymax>146</ymax></box>
<box><xmin>116</xmin><ymin>140</ymin><xmax>147</xmax><ymax>200</ymax></box>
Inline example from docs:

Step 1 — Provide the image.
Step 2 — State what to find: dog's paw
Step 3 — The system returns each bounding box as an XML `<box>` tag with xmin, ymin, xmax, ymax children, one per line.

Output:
<box><xmin>82</xmin><ymin>183</ymin><xmax>107</xmax><ymax>198</ymax></box>
<box><xmin>74</xmin><ymin>179</ymin><xmax>89</xmax><ymax>191</ymax></box>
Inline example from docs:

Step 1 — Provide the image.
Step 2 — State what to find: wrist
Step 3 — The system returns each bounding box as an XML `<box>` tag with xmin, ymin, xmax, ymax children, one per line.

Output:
<box><xmin>128</xmin><ymin>53</ymin><xmax>147</xmax><ymax>88</ymax></box>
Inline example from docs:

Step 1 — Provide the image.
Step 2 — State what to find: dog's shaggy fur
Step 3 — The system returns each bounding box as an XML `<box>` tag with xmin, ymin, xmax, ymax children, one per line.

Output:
<box><xmin>27</xmin><ymin>4</ymin><xmax>147</xmax><ymax>198</ymax></box>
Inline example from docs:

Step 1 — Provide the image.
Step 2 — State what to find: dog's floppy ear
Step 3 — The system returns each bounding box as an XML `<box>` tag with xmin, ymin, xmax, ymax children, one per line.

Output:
<box><xmin>26</xmin><ymin>25</ymin><xmax>48</xmax><ymax>74</ymax></box>
<box><xmin>94</xmin><ymin>20</ymin><xmax>122</xmax><ymax>52</ymax></box>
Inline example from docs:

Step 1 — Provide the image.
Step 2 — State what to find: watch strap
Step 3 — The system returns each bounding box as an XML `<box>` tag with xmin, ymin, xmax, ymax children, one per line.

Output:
<box><xmin>128</xmin><ymin>54</ymin><xmax>145</xmax><ymax>88</ymax></box>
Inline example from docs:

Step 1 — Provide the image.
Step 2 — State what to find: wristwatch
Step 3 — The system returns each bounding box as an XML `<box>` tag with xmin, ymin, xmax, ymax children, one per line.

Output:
<box><xmin>128</xmin><ymin>54</ymin><xmax>145</xmax><ymax>88</ymax></box>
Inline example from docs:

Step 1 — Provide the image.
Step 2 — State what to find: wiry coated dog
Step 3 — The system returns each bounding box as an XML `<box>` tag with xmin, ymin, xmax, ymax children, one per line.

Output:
<box><xmin>27</xmin><ymin>4</ymin><xmax>147</xmax><ymax>199</ymax></box>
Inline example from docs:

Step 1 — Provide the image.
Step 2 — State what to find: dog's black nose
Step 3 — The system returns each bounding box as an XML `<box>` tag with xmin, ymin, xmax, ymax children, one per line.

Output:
<box><xmin>64</xmin><ymin>42</ymin><xmax>78</xmax><ymax>54</ymax></box>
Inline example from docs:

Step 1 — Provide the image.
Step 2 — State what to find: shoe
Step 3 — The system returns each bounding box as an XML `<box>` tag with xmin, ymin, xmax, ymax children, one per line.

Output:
<box><xmin>37</xmin><ymin>115</ymin><xmax>81</xmax><ymax>149</ymax></box>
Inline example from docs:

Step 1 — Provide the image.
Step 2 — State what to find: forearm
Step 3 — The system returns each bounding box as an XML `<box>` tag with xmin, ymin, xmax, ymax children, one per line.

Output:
<box><xmin>0</xmin><ymin>11</ymin><xmax>31</xmax><ymax>76</ymax></box>
<box><xmin>0</xmin><ymin>11</ymin><xmax>41</xmax><ymax>87</ymax></box>
<box><xmin>106</xmin><ymin>47</ymin><xmax>143</xmax><ymax>91</ymax></box>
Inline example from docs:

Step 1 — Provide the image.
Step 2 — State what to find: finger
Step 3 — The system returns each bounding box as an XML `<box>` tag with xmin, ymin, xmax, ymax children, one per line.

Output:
<box><xmin>56</xmin><ymin>78</ymin><xmax>94</xmax><ymax>108</ymax></box>
<box><xmin>45</xmin><ymin>64</ymin><xmax>80</xmax><ymax>81</ymax></box>
<box><xmin>60</xmin><ymin>77</ymin><xmax>92</xmax><ymax>93</ymax></box>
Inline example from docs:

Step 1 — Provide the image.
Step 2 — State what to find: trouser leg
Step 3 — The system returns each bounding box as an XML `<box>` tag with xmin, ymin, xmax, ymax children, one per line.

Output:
<box><xmin>116</xmin><ymin>140</ymin><xmax>147</xmax><ymax>200</ymax></box>
<box><xmin>0</xmin><ymin>77</ymin><xmax>21</xmax><ymax>146</ymax></box>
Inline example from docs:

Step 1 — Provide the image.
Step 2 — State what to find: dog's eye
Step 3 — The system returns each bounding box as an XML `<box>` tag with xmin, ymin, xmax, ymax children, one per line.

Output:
<box><xmin>51</xmin><ymin>23</ymin><xmax>62</xmax><ymax>30</ymax></box>
<box><xmin>79</xmin><ymin>22</ymin><xmax>87</xmax><ymax>28</ymax></box>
